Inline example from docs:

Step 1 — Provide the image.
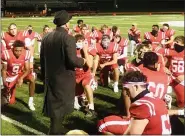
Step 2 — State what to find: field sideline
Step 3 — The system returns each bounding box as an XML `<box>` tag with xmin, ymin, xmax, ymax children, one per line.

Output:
<box><xmin>1</xmin><ymin>15</ymin><xmax>184</xmax><ymax>135</ymax></box>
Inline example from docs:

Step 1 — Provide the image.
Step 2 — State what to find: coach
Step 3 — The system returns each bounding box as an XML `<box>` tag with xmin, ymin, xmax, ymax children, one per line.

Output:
<box><xmin>40</xmin><ymin>10</ymin><xmax>85</xmax><ymax>135</ymax></box>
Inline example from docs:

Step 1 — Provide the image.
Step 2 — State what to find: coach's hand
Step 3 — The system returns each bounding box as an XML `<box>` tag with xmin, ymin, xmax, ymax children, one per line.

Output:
<box><xmin>17</xmin><ymin>78</ymin><xmax>23</xmax><ymax>87</ymax></box>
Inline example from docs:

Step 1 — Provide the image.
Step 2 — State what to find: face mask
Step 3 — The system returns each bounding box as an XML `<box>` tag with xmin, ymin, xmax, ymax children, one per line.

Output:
<box><xmin>101</xmin><ymin>39</ymin><xmax>110</xmax><ymax>48</ymax></box>
<box><xmin>151</xmin><ymin>30</ymin><xmax>158</xmax><ymax>36</ymax></box>
<box><xmin>174</xmin><ymin>43</ymin><xmax>185</xmax><ymax>53</ymax></box>
<box><xmin>76</xmin><ymin>42</ymin><xmax>83</xmax><ymax>49</ymax></box>
<box><xmin>28</xmin><ymin>29</ymin><xmax>32</xmax><ymax>35</ymax></box>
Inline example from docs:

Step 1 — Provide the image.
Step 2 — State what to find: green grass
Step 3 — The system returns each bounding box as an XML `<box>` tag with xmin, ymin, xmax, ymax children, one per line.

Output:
<box><xmin>1</xmin><ymin>15</ymin><xmax>184</xmax><ymax>135</ymax></box>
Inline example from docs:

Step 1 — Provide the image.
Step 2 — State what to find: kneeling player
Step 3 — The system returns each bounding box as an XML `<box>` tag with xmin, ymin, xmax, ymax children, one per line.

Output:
<box><xmin>94</xmin><ymin>35</ymin><xmax>119</xmax><ymax>92</ymax></box>
<box><xmin>74</xmin><ymin>34</ymin><xmax>97</xmax><ymax>117</ymax></box>
<box><xmin>1</xmin><ymin>40</ymin><xmax>35</xmax><ymax>111</ymax></box>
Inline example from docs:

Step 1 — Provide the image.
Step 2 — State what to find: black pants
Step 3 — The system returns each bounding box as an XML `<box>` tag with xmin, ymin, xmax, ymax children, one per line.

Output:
<box><xmin>48</xmin><ymin>117</ymin><xmax>68</xmax><ymax>135</ymax></box>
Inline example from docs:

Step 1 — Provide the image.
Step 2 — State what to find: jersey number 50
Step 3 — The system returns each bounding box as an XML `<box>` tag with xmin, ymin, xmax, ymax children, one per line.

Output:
<box><xmin>172</xmin><ymin>60</ymin><xmax>184</xmax><ymax>73</ymax></box>
<box><xmin>12</xmin><ymin>65</ymin><xmax>20</xmax><ymax>75</ymax></box>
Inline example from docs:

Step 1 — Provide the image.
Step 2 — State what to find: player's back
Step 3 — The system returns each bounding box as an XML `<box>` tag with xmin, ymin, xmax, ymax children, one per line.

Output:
<box><xmin>140</xmin><ymin>66</ymin><xmax>170</xmax><ymax>99</ymax></box>
<box><xmin>130</xmin><ymin>92</ymin><xmax>171</xmax><ymax>135</ymax></box>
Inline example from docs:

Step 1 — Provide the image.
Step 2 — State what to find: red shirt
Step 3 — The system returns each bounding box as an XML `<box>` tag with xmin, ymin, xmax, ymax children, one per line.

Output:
<box><xmin>95</xmin><ymin>42</ymin><xmax>118</xmax><ymax>64</ymax></box>
<box><xmin>73</xmin><ymin>25</ymin><xmax>81</xmax><ymax>34</ymax></box>
<box><xmin>130</xmin><ymin>92</ymin><xmax>171</xmax><ymax>135</ymax></box>
<box><xmin>116</xmin><ymin>38</ymin><xmax>129</xmax><ymax>58</ymax></box>
<box><xmin>128</xmin><ymin>28</ymin><xmax>141</xmax><ymax>43</ymax></box>
<box><xmin>144</xmin><ymin>31</ymin><xmax>165</xmax><ymax>45</ymax></box>
<box><xmin>23</xmin><ymin>30</ymin><xmax>42</xmax><ymax>41</ymax></box>
<box><xmin>1</xmin><ymin>31</ymin><xmax>27</xmax><ymax>49</ymax></box>
<box><xmin>75</xmin><ymin>47</ymin><xmax>96</xmax><ymax>77</ymax></box>
<box><xmin>1</xmin><ymin>49</ymin><xmax>31</xmax><ymax>77</ymax></box>
<box><xmin>140</xmin><ymin>66</ymin><xmax>170</xmax><ymax>99</ymax></box>
<box><xmin>164</xmin><ymin>48</ymin><xmax>184</xmax><ymax>77</ymax></box>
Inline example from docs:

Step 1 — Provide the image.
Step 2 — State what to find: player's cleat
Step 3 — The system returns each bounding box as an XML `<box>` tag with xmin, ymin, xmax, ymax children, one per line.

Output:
<box><xmin>74</xmin><ymin>96</ymin><xmax>81</xmax><ymax>110</ymax></box>
<box><xmin>28</xmin><ymin>102</ymin><xmax>35</xmax><ymax>111</ymax></box>
<box><xmin>164</xmin><ymin>94</ymin><xmax>172</xmax><ymax>109</ymax></box>
<box><xmin>113</xmin><ymin>84</ymin><xmax>119</xmax><ymax>93</ymax></box>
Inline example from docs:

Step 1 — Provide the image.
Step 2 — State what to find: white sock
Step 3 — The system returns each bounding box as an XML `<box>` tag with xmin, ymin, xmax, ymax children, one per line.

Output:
<box><xmin>178</xmin><ymin>109</ymin><xmax>184</xmax><ymax>115</ymax></box>
<box><xmin>114</xmin><ymin>81</ymin><xmax>118</xmax><ymax>86</ymax></box>
<box><xmin>89</xmin><ymin>103</ymin><xmax>94</xmax><ymax>110</ymax></box>
<box><xmin>29</xmin><ymin>97</ymin><xmax>33</xmax><ymax>103</ymax></box>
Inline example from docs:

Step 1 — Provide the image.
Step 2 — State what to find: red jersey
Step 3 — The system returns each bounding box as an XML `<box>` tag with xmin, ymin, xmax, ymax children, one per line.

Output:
<box><xmin>73</xmin><ymin>25</ymin><xmax>81</xmax><ymax>34</ymax></box>
<box><xmin>160</xmin><ymin>29</ymin><xmax>175</xmax><ymax>41</ymax></box>
<box><xmin>110</xmin><ymin>29</ymin><xmax>121</xmax><ymax>40</ymax></box>
<box><xmin>164</xmin><ymin>48</ymin><xmax>184</xmax><ymax>77</ymax></box>
<box><xmin>23</xmin><ymin>30</ymin><xmax>42</xmax><ymax>41</ymax></box>
<box><xmin>1</xmin><ymin>49</ymin><xmax>31</xmax><ymax>77</ymax></box>
<box><xmin>75</xmin><ymin>47</ymin><xmax>96</xmax><ymax>77</ymax></box>
<box><xmin>140</xmin><ymin>66</ymin><xmax>170</xmax><ymax>99</ymax></box>
<box><xmin>1</xmin><ymin>40</ymin><xmax>6</xmax><ymax>53</ymax></box>
<box><xmin>95</xmin><ymin>42</ymin><xmax>118</xmax><ymax>64</ymax></box>
<box><xmin>128</xmin><ymin>29</ymin><xmax>141</xmax><ymax>43</ymax></box>
<box><xmin>89</xmin><ymin>30</ymin><xmax>101</xmax><ymax>42</ymax></box>
<box><xmin>117</xmin><ymin>38</ymin><xmax>129</xmax><ymax>58</ymax></box>
<box><xmin>144</xmin><ymin>31</ymin><xmax>165</xmax><ymax>45</ymax></box>
<box><xmin>1</xmin><ymin>31</ymin><xmax>27</xmax><ymax>50</ymax></box>
<box><xmin>130</xmin><ymin>92</ymin><xmax>171</xmax><ymax>135</ymax></box>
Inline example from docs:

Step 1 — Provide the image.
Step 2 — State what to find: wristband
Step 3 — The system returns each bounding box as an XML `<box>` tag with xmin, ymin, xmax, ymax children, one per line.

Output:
<box><xmin>178</xmin><ymin>109</ymin><xmax>184</xmax><ymax>115</ymax></box>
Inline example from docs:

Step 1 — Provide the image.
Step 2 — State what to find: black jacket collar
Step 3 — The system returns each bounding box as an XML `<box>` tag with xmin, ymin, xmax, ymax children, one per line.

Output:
<box><xmin>56</xmin><ymin>26</ymin><xmax>68</xmax><ymax>32</ymax></box>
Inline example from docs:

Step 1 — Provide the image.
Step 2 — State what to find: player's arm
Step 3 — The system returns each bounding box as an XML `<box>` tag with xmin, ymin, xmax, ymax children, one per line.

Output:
<box><xmin>118</xmin><ymin>46</ymin><xmax>128</xmax><ymax>59</ymax></box>
<box><xmin>122</xmin><ymin>89</ymin><xmax>131</xmax><ymax>117</ymax></box>
<box><xmin>1</xmin><ymin>63</ymin><xmax>8</xmax><ymax>87</ymax></box>
<box><xmin>168</xmin><ymin>109</ymin><xmax>184</xmax><ymax>116</ymax></box>
<box><xmin>17</xmin><ymin>61</ymin><xmax>30</xmax><ymax>87</ymax></box>
<box><xmin>124</xmin><ymin>118</ymin><xmax>149</xmax><ymax>135</ymax></box>
<box><xmin>102</xmin><ymin>53</ymin><xmax>118</xmax><ymax>67</ymax></box>
<box><xmin>165</xmin><ymin>35</ymin><xmax>174</xmax><ymax>45</ymax></box>
<box><xmin>83</xmin><ymin>43</ymin><xmax>93</xmax><ymax>68</ymax></box>
<box><xmin>92</xmin><ymin>55</ymin><xmax>99</xmax><ymax>76</ymax></box>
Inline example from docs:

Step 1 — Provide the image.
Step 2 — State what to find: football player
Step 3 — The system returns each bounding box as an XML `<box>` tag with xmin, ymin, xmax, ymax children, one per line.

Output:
<box><xmin>163</xmin><ymin>36</ymin><xmax>184</xmax><ymax>108</ymax></box>
<box><xmin>74</xmin><ymin>34</ymin><xmax>97</xmax><ymax>117</ymax></box>
<box><xmin>114</xmin><ymin>35</ymin><xmax>129</xmax><ymax>74</ymax></box>
<box><xmin>144</xmin><ymin>25</ymin><xmax>165</xmax><ymax>48</ymax></box>
<box><xmin>128</xmin><ymin>23</ymin><xmax>141</xmax><ymax>56</ymax></box>
<box><xmin>1</xmin><ymin>40</ymin><xmax>35</xmax><ymax>110</ymax></box>
<box><xmin>122</xmin><ymin>71</ymin><xmax>171</xmax><ymax>135</ymax></box>
<box><xmin>110</xmin><ymin>26</ymin><xmax>120</xmax><ymax>41</ymax></box>
<box><xmin>160</xmin><ymin>23</ymin><xmax>175</xmax><ymax>48</ymax></box>
<box><xmin>94</xmin><ymin>35</ymin><xmax>119</xmax><ymax>92</ymax></box>
<box><xmin>73</xmin><ymin>19</ymin><xmax>84</xmax><ymax>34</ymax></box>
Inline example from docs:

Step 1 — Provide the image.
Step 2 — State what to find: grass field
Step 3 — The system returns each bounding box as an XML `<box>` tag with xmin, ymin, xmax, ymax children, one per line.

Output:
<box><xmin>1</xmin><ymin>15</ymin><xmax>184</xmax><ymax>135</ymax></box>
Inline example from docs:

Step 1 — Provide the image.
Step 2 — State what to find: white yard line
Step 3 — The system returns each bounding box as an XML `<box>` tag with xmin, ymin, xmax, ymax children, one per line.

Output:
<box><xmin>1</xmin><ymin>114</ymin><xmax>46</xmax><ymax>135</ymax></box>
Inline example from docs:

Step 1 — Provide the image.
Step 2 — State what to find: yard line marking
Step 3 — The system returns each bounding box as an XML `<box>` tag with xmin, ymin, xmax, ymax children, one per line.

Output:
<box><xmin>1</xmin><ymin>114</ymin><xmax>46</xmax><ymax>135</ymax></box>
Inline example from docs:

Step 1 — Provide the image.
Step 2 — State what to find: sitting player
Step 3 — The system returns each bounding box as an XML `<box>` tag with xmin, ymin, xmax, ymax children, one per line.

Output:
<box><xmin>123</xmin><ymin>52</ymin><xmax>170</xmax><ymax>116</ymax></box>
<box><xmin>1</xmin><ymin>40</ymin><xmax>35</xmax><ymax>111</ymax></box>
<box><xmin>74</xmin><ymin>34</ymin><xmax>97</xmax><ymax>117</ymax></box>
<box><xmin>123</xmin><ymin>71</ymin><xmax>171</xmax><ymax>134</ymax></box>
<box><xmin>114</xmin><ymin>35</ymin><xmax>129</xmax><ymax>74</ymax></box>
<box><xmin>94</xmin><ymin>35</ymin><xmax>119</xmax><ymax>92</ymax></box>
<box><xmin>98</xmin><ymin>71</ymin><xmax>171</xmax><ymax>135</ymax></box>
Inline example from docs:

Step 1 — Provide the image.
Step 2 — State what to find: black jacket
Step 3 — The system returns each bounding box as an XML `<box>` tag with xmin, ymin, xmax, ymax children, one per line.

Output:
<box><xmin>40</xmin><ymin>27</ymin><xmax>84</xmax><ymax>118</ymax></box>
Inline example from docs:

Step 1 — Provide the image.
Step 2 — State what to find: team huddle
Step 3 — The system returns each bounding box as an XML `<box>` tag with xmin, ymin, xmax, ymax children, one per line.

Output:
<box><xmin>1</xmin><ymin>18</ymin><xmax>184</xmax><ymax>134</ymax></box>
